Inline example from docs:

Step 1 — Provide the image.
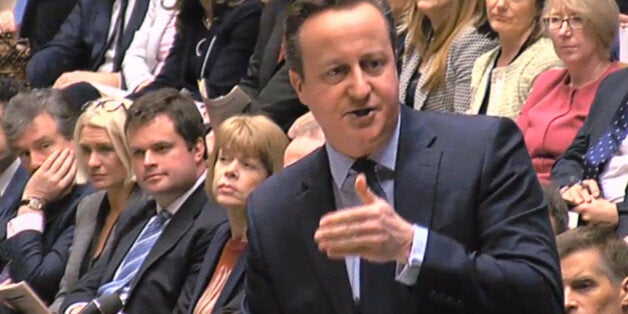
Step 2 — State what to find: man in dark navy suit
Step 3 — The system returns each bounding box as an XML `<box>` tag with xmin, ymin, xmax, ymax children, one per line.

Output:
<box><xmin>244</xmin><ymin>0</ymin><xmax>563</xmax><ymax>313</ymax></box>
<box><xmin>26</xmin><ymin>0</ymin><xmax>150</xmax><ymax>89</ymax></box>
<box><xmin>0</xmin><ymin>89</ymin><xmax>93</xmax><ymax>306</ymax></box>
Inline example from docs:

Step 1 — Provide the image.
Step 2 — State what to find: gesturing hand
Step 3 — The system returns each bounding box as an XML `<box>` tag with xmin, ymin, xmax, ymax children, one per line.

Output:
<box><xmin>314</xmin><ymin>173</ymin><xmax>414</xmax><ymax>264</ymax></box>
<box><xmin>22</xmin><ymin>149</ymin><xmax>77</xmax><ymax>209</ymax></box>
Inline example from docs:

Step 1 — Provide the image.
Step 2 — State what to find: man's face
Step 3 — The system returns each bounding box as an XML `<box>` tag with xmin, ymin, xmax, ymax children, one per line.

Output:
<box><xmin>13</xmin><ymin>112</ymin><xmax>74</xmax><ymax>174</ymax></box>
<box><xmin>561</xmin><ymin>248</ymin><xmax>628</xmax><ymax>314</ymax></box>
<box><xmin>127</xmin><ymin>114</ymin><xmax>205</xmax><ymax>207</ymax></box>
<box><xmin>289</xmin><ymin>2</ymin><xmax>399</xmax><ymax>159</ymax></box>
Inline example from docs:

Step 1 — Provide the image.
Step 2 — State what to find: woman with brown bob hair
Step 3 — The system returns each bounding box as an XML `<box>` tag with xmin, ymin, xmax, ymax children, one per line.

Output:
<box><xmin>176</xmin><ymin>114</ymin><xmax>288</xmax><ymax>313</ymax></box>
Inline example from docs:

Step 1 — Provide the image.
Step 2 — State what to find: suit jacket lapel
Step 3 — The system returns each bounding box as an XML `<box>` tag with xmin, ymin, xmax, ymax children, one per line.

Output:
<box><xmin>188</xmin><ymin>222</ymin><xmax>231</xmax><ymax>312</ymax></box>
<box><xmin>91</xmin><ymin>0</ymin><xmax>115</xmax><ymax>70</ymax></box>
<box><xmin>259</xmin><ymin>8</ymin><xmax>286</xmax><ymax>85</ymax></box>
<box><xmin>395</xmin><ymin>106</ymin><xmax>439</xmax><ymax>229</ymax></box>
<box><xmin>129</xmin><ymin>185</ymin><xmax>207</xmax><ymax>291</ymax></box>
<box><xmin>297</xmin><ymin>148</ymin><xmax>355</xmax><ymax>314</ymax></box>
<box><xmin>0</xmin><ymin>165</ymin><xmax>28</xmax><ymax>240</ymax></box>
<box><xmin>114</xmin><ymin>0</ymin><xmax>149</xmax><ymax>69</ymax></box>
<box><xmin>213</xmin><ymin>248</ymin><xmax>246</xmax><ymax>312</ymax></box>
<box><xmin>103</xmin><ymin>199</ymin><xmax>155</xmax><ymax>282</ymax></box>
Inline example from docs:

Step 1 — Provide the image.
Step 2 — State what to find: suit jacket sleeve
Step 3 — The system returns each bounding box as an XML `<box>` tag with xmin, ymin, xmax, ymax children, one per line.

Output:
<box><xmin>26</xmin><ymin>0</ymin><xmax>89</xmax><ymax>88</ymax></box>
<box><xmin>418</xmin><ymin>118</ymin><xmax>562</xmax><ymax>313</ymax></box>
<box><xmin>0</xmin><ymin>226</ymin><xmax>75</xmax><ymax>304</ymax></box>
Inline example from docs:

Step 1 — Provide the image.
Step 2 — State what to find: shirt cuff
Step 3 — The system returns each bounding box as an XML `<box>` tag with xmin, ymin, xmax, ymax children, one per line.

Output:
<box><xmin>64</xmin><ymin>302</ymin><xmax>89</xmax><ymax>314</ymax></box>
<box><xmin>6</xmin><ymin>212</ymin><xmax>44</xmax><ymax>238</ymax></box>
<box><xmin>395</xmin><ymin>224</ymin><xmax>428</xmax><ymax>286</ymax></box>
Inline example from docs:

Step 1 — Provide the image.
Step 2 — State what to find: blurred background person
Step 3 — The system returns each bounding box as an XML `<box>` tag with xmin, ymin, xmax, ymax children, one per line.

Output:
<box><xmin>284</xmin><ymin>112</ymin><xmax>325</xmax><ymax>167</ymax></box>
<box><xmin>0</xmin><ymin>0</ymin><xmax>76</xmax><ymax>53</ymax></box>
<box><xmin>398</xmin><ymin>0</ymin><xmax>497</xmax><ymax>113</ymax></box>
<box><xmin>49</xmin><ymin>98</ymin><xmax>149</xmax><ymax>311</ymax></box>
<box><xmin>177</xmin><ymin>115</ymin><xmax>287</xmax><ymax>313</ymax></box>
<box><xmin>468</xmin><ymin>0</ymin><xmax>563</xmax><ymax>119</ymax></box>
<box><xmin>128</xmin><ymin>0</ymin><xmax>263</xmax><ymax>102</ymax></box>
<box><xmin>516</xmin><ymin>0</ymin><xmax>621</xmax><ymax>185</ymax></box>
<box><xmin>542</xmin><ymin>183</ymin><xmax>570</xmax><ymax>235</ymax></box>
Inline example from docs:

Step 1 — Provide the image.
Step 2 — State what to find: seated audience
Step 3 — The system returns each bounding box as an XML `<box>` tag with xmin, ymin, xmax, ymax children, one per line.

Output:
<box><xmin>398</xmin><ymin>0</ymin><xmax>496</xmax><ymax>113</ymax></box>
<box><xmin>284</xmin><ymin>112</ymin><xmax>325</xmax><ymax>167</ymax></box>
<box><xmin>542</xmin><ymin>183</ymin><xmax>569</xmax><ymax>235</ymax></box>
<box><xmin>468</xmin><ymin>0</ymin><xmax>563</xmax><ymax>119</ymax></box>
<box><xmin>49</xmin><ymin>98</ymin><xmax>149</xmax><ymax>311</ymax></box>
<box><xmin>128</xmin><ymin>0</ymin><xmax>263</xmax><ymax>102</ymax></box>
<box><xmin>236</xmin><ymin>0</ymin><xmax>307</xmax><ymax>132</ymax></box>
<box><xmin>0</xmin><ymin>89</ymin><xmax>93</xmax><ymax>306</ymax></box>
<box><xmin>26</xmin><ymin>0</ymin><xmax>151</xmax><ymax>88</ymax></box>
<box><xmin>0</xmin><ymin>0</ymin><xmax>77</xmax><ymax>53</ymax></box>
<box><xmin>552</xmin><ymin>68</ymin><xmax>628</xmax><ymax>240</ymax></box>
<box><xmin>0</xmin><ymin>76</ymin><xmax>28</xmax><ymax>241</ymax></box>
<box><xmin>517</xmin><ymin>0</ymin><xmax>621</xmax><ymax>185</ymax></box>
<box><xmin>177</xmin><ymin>114</ymin><xmax>287</xmax><ymax>313</ymax></box>
<box><xmin>556</xmin><ymin>226</ymin><xmax>628</xmax><ymax>313</ymax></box>
<box><xmin>121</xmin><ymin>0</ymin><xmax>177</xmax><ymax>93</ymax></box>
<box><xmin>61</xmin><ymin>88</ymin><xmax>226</xmax><ymax>314</ymax></box>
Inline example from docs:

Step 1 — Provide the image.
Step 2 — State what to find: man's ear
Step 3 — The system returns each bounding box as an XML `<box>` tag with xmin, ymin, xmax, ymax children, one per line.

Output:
<box><xmin>621</xmin><ymin>277</ymin><xmax>628</xmax><ymax>310</ymax></box>
<box><xmin>289</xmin><ymin>69</ymin><xmax>304</xmax><ymax>95</ymax></box>
<box><xmin>192</xmin><ymin>137</ymin><xmax>206</xmax><ymax>162</ymax></box>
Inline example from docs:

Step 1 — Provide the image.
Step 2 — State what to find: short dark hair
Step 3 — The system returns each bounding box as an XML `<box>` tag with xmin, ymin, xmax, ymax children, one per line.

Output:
<box><xmin>1</xmin><ymin>89</ymin><xmax>80</xmax><ymax>144</ymax></box>
<box><xmin>285</xmin><ymin>0</ymin><xmax>396</xmax><ymax>77</ymax></box>
<box><xmin>542</xmin><ymin>183</ymin><xmax>568</xmax><ymax>235</ymax></box>
<box><xmin>125</xmin><ymin>88</ymin><xmax>206</xmax><ymax>150</ymax></box>
<box><xmin>556</xmin><ymin>226</ymin><xmax>628</xmax><ymax>284</ymax></box>
<box><xmin>0</xmin><ymin>75</ymin><xmax>24</xmax><ymax>106</ymax></box>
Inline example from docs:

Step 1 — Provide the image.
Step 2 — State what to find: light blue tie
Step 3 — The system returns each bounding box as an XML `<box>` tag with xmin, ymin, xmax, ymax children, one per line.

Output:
<box><xmin>97</xmin><ymin>210</ymin><xmax>171</xmax><ymax>299</ymax></box>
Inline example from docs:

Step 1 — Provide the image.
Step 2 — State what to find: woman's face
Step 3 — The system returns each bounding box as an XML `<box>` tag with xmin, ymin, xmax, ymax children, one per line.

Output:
<box><xmin>212</xmin><ymin>147</ymin><xmax>269</xmax><ymax>211</ymax></box>
<box><xmin>78</xmin><ymin>125</ymin><xmax>127</xmax><ymax>191</ymax></box>
<box><xmin>546</xmin><ymin>8</ymin><xmax>600</xmax><ymax>66</ymax></box>
<box><xmin>486</xmin><ymin>0</ymin><xmax>539</xmax><ymax>39</ymax></box>
<box><xmin>416</xmin><ymin>0</ymin><xmax>453</xmax><ymax>19</ymax></box>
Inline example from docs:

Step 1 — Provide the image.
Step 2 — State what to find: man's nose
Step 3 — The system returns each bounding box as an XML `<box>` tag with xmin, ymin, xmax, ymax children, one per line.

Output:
<box><xmin>347</xmin><ymin>68</ymin><xmax>371</xmax><ymax>100</ymax></box>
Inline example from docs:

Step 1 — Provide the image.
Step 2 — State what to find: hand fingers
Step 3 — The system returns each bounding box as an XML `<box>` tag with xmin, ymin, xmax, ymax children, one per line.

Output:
<box><xmin>562</xmin><ymin>185</ymin><xmax>584</xmax><ymax>204</ymax></box>
<box><xmin>57</xmin><ymin>156</ymin><xmax>77</xmax><ymax>189</ymax></box>
<box><xmin>47</xmin><ymin>149</ymin><xmax>71</xmax><ymax>175</ymax></box>
<box><xmin>37</xmin><ymin>150</ymin><xmax>63</xmax><ymax>173</ymax></box>
<box><xmin>581</xmin><ymin>179</ymin><xmax>601</xmax><ymax>198</ymax></box>
<box><xmin>354</xmin><ymin>173</ymin><xmax>377</xmax><ymax>205</ymax></box>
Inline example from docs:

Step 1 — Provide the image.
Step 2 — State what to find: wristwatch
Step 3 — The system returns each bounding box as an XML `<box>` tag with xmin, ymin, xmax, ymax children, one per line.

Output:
<box><xmin>19</xmin><ymin>197</ymin><xmax>44</xmax><ymax>211</ymax></box>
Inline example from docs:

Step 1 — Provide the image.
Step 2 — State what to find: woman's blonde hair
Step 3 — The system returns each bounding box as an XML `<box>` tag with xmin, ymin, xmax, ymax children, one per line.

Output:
<box><xmin>542</xmin><ymin>0</ymin><xmax>619</xmax><ymax>58</ymax></box>
<box><xmin>74</xmin><ymin>97</ymin><xmax>134</xmax><ymax>185</ymax></box>
<box><xmin>206</xmin><ymin>115</ymin><xmax>289</xmax><ymax>200</ymax></box>
<box><xmin>400</xmin><ymin>0</ymin><xmax>488</xmax><ymax>93</ymax></box>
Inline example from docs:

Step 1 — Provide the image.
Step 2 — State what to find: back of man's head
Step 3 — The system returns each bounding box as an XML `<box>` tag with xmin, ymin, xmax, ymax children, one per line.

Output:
<box><xmin>557</xmin><ymin>226</ymin><xmax>628</xmax><ymax>283</ymax></box>
<box><xmin>125</xmin><ymin>88</ymin><xmax>205</xmax><ymax>150</ymax></box>
<box><xmin>285</xmin><ymin>0</ymin><xmax>396</xmax><ymax>78</ymax></box>
<box><xmin>1</xmin><ymin>88</ymin><xmax>79</xmax><ymax>145</ymax></box>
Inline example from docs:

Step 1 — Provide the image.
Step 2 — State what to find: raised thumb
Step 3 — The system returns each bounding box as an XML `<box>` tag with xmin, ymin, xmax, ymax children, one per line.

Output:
<box><xmin>355</xmin><ymin>173</ymin><xmax>377</xmax><ymax>205</ymax></box>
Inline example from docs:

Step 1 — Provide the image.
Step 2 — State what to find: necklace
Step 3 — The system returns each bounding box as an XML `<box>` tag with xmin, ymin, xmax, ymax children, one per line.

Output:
<box><xmin>568</xmin><ymin>63</ymin><xmax>611</xmax><ymax>89</ymax></box>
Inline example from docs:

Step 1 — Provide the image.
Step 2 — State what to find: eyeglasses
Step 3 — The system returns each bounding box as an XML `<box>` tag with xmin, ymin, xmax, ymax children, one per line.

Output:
<box><xmin>542</xmin><ymin>15</ymin><xmax>586</xmax><ymax>30</ymax></box>
<box><xmin>81</xmin><ymin>99</ymin><xmax>129</xmax><ymax>112</ymax></box>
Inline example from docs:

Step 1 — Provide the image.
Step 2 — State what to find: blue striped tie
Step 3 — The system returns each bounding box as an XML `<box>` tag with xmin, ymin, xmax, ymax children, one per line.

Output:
<box><xmin>97</xmin><ymin>210</ymin><xmax>171</xmax><ymax>299</ymax></box>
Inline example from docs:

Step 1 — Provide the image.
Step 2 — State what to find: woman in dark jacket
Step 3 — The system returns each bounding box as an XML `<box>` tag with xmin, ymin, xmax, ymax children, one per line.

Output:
<box><xmin>130</xmin><ymin>0</ymin><xmax>263</xmax><ymax>101</ymax></box>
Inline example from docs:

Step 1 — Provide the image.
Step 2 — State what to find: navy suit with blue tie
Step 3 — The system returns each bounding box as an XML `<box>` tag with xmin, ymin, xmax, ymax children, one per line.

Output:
<box><xmin>245</xmin><ymin>105</ymin><xmax>563</xmax><ymax>314</ymax></box>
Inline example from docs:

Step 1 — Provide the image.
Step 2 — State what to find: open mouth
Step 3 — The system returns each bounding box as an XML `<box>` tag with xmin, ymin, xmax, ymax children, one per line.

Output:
<box><xmin>347</xmin><ymin>108</ymin><xmax>375</xmax><ymax>117</ymax></box>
